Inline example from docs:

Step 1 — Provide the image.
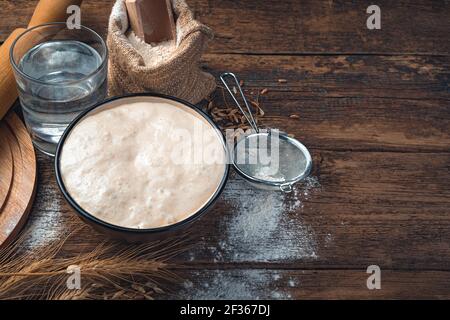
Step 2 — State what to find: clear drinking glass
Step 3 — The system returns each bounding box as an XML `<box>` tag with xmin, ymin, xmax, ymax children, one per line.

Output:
<box><xmin>10</xmin><ymin>23</ymin><xmax>108</xmax><ymax>156</ymax></box>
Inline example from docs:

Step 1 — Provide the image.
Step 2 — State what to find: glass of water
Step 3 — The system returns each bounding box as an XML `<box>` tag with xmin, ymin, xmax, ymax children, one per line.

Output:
<box><xmin>10</xmin><ymin>23</ymin><xmax>108</xmax><ymax>156</ymax></box>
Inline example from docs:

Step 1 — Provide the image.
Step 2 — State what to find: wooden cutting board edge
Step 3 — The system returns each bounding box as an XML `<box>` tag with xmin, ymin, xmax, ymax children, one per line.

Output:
<box><xmin>0</xmin><ymin>112</ymin><xmax>37</xmax><ymax>249</ymax></box>
<box><xmin>0</xmin><ymin>129</ymin><xmax>13</xmax><ymax>211</ymax></box>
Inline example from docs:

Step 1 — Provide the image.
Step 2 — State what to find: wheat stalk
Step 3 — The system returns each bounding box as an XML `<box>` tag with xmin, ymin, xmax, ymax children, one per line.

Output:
<box><xmin>0</xmin><ymin>226</ymin><xmax>189</xmax><ymax>300</ymax></box>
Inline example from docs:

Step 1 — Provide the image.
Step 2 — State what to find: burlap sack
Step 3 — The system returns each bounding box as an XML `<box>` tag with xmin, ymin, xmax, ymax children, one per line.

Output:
<box><xmin>107</xmin><ymin>0</ymin><xmax>216</xmax><ymax>104</ymax></box>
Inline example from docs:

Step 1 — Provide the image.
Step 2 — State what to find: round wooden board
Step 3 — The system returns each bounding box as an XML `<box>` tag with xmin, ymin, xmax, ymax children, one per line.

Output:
<box><xmin>0</xmin><ymin>112</ymin><xmax>37</xmax><ymax>249</ymax></box>
<box><xmin>0</xmin><ymin>131</ymin><xmax>13</xmax><ymax>210</ymax></box>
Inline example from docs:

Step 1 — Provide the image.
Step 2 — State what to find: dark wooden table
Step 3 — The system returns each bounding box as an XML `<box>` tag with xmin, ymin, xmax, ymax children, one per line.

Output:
<box><xmin>1</xmin><ymin>0</ymin><xmax>449</xmax><ymax>299</ymax></box>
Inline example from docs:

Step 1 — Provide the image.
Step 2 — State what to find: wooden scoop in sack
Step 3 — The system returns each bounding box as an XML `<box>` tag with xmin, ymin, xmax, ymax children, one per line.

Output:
<box><xmin>0</xmin><ymin>0</ymin><xmax>83</xmax><ymax>120</ymax></box>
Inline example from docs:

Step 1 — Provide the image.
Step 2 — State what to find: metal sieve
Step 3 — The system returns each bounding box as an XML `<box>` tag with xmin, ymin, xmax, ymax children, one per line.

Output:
<box><xmin>220</xmin><ymin>72</ymin><xmax>312</xmax><ymax>193</ymax></box>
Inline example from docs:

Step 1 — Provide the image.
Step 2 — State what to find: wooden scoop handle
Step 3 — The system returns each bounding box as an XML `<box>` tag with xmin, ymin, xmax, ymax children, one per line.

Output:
<box><xmin>28</xmin><ymin>0</ymin><xmax>83</xmax><ymax>28</ymax></box>
<box><xmin>0</xmin><ymin>28</ymin><xmax>27</xmax><ymax>120</ymax></box>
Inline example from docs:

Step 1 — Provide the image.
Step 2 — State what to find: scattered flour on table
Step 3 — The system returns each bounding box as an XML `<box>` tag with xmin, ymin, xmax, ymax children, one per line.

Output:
<box><xmin>182</xmin><ymin>175</ymin><xmax>322</xmax><ymax>299</ymax></box>
<box><xmin>182</xmin><ymin>270</ymin><xmax>292</xmax><ymax>300</ymax></box>
<box><xmin>22</xmin><ymin>184</ymin><xmax>63</xmax><ymax>250</ymax></box>
<box><xmin>288</xmin><ymin>279</ymin><xmax>298</xmax><ymax>287</ymax></box>
<box><xmin>213</xmin><ymin>175</ymin><xmax>321</xmax><ymax>262</ymax></box>
<box><xmin>127</xmin><ymin>31</ymin><xmax>176</xmax><ymax>67</ymax></box>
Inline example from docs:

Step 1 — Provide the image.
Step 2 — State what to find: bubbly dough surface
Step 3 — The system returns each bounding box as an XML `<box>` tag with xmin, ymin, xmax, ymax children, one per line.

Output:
<box><xmin>60</xmin><ymin>97</ymin><xmax>226</xmax><ymax>229</ymax></box>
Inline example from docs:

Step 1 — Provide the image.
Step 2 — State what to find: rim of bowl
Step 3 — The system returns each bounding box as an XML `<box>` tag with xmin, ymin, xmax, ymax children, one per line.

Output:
<box><xmin>10</xmin><ymin>22</ymin><xmax>108</xmax><ymax>86</ymax></box>
<box><xmin>55</xmin><ymin>93</ymin><xmax>230</xmax><ymax>234</ymax></box>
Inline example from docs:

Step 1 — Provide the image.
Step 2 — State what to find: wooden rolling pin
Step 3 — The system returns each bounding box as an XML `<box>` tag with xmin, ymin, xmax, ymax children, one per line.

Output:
<box><xmin>0</xmin><ymin>0</ymin><xmax>83</xmax><ymax>120</ymax></box>
<box><xmin>0</xmin><ymin>29</ymin><xmax>26</xmax><ymax>120</ymax></box>
<box><xmin>28</xmin><ymin>0</ymin><xmax>83</xmax><ymax>28</ymax></box>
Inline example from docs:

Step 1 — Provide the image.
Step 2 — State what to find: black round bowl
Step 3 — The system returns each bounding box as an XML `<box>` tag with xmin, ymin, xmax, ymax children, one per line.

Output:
<box><xmin>55</xmin><ymin>93</ymin><xmax>230</xmax><ymax>242</ymax></box>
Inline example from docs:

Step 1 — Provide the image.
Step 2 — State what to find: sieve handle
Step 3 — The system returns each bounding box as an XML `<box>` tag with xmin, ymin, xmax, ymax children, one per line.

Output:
<box><xmin>220</xmin><ymin>72</ymin><xmax>259</xmax><ymax>133</ymax></box>
<box><xmin>280</xmin><ymin>183</ymin><xmax>293</xmax><ymax>193</ymax></box>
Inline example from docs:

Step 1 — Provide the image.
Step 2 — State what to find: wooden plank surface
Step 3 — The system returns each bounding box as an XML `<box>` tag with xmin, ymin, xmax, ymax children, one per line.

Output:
<box><xmin>27</xmin><ymin>150</ymin><xmax>450</xmax><ymax>269</ymax></box>
<box><xmin>1</xmin><ymin>0</ymin><xmax>449</xmax><ymax>54</ymax></box>
<box><xmin>165</xmin><ymin>269</ymin><xmax>450</xmax><ymax>299</ymax></box>
<box><xmin>0</xmin><ymin>0</ymin><xmax>449</xmax><ymax>299</ymax></box>
<box><xmin>204</xmin><ymin>54</ymin><xmax>450</xmax><ymax>152</ymax></box>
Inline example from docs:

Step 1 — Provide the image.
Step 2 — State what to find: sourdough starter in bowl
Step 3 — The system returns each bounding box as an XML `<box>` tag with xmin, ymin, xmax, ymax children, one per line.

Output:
<box><xmin>59</xmin><ymin>96</ymin><xmax>226</xmax><ymax>229</ymax></box>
